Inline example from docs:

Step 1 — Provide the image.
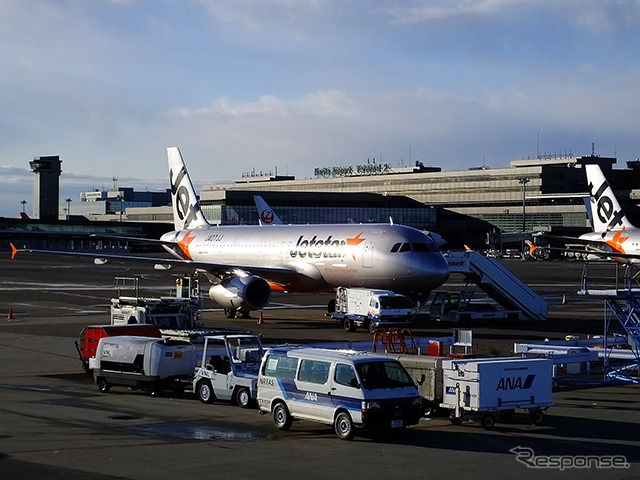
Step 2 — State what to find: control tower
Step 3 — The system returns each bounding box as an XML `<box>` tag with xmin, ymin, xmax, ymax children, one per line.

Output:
<box><xmin>29</xmin><ymin>156</ymin><xmax>62</xmax><ymax>220</ymax></box>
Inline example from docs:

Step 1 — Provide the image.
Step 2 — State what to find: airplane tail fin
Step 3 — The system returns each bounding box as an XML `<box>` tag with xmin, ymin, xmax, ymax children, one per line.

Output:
<box><xmin>167</xmin><ymin>147</ymin><xmax>210</xmax><ymax>230</ymax></box>
<box><xmin>253</xmin><ymin>195</ymin><xmax>283</xmax><ymax>225</ymax></box>
<box><xmin>585</xmin><ymin>164</ymin><xmax>633</xmax><ymax>232</ymax></box>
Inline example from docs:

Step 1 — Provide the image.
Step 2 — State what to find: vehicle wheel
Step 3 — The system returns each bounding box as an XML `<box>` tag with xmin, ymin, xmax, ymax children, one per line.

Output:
<box><xmin>334</xmin><ymin>411</ymin><xmax>355</xmax><ymax>440</ymax></box>
<box><xmin>235</xmin><ymin>387</ymin><xmax>251</xmax><ymax>408</ymax></box>
<box><xmin>147</xmin><ymin>383</ymin><xmax>160</xmax><ymax>396</ymax></box>
<box><xmin>422</xmin><ymin>403</ymin><xmax>437</xmax><ymax>418</ymax></box>
<box><xmin>196</xmin><ymin>380</ymin><xmax>215</xmax><ymax>404</ymax></box>
<box><xmin>344</xmin><ymin>319</ymin><xmax>356</xmax><ymax>332</ymax></box>
<box><xmin>367</xmin><ymin>320</ymin><xmax>376</xmax><ymax>334</ymax></box>
<box><xmin>97</xmin><ymin>379</ymin><xmax>110</xmax><ymax>393</ymax></box>
<box><xmin>449</xmin><ymin>411</ymin><xmax>463</xmax><ymax>426</ymax></box>
<box><xmin>530</xmin><ymin>409</ymin><xmax>544</xmax><ymax>425</ymax></box>
<box><xmin>273</xmin><ymin>402</ymin><xmax>292</xmax><ymax>430</ymax></box>
<box><xmin>481</xmin><ymin>413</ymin><xmax>495</xmax><ymax>430</ymax></box>
<box><xmin>224</xmin><ymin>308</ymin><xmax>236</xmax><ymax>319</ymax></box>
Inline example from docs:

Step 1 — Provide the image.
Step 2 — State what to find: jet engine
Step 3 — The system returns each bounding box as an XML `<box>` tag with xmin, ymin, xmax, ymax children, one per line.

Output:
<box><xmin>209</xmin><ymin>275</ymin><xmax>272</xmax><ymax>315</ymax></box>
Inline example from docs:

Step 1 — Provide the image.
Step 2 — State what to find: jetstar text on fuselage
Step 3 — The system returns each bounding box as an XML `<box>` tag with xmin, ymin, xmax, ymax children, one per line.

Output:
<box><xmin>289</xmin><ymin>233</ymin><xmax>366</xmax><ymax>259</ymax></box>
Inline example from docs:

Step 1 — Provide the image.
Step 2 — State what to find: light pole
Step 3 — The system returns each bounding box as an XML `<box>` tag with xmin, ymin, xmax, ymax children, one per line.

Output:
<box><xmin>518</xmin><ymin>177</ymin><xmax>529</xmax><ymax>232</ymax></box>
<box><xmin>65</xmin><ymin>198</ymin><xmax>72</xmax><ymax>220</ymax></box>
<box><xmin>20</xmin><ymin>200</ymin><xmax>26</xmax><ymax>215</ymax></box>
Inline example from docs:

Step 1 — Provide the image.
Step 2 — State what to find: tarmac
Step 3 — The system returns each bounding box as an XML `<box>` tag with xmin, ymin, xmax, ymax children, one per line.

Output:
<box><xmin>0</xmin><ymin>253</ymin><xmax>639</xmax><ymax>479</ymax></box>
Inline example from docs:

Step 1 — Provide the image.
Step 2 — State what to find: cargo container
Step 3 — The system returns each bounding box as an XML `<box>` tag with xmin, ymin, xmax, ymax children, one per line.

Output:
<box><xmin>440</xmin><ymin>357</ymin><xmax>554</xmax><ymax>429</ymax></box>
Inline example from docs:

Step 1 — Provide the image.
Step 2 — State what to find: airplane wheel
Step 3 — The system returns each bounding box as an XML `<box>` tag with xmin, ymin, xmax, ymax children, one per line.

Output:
<box><xmin>224</xmin><ymin>308</ymin><xmax>236</xmax><ymax>319</ymax></box>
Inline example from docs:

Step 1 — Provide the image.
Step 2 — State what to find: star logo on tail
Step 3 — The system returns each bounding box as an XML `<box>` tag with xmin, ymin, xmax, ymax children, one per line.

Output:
<box><xmin>178</xmin><ymin>230</ymin><xmax>197</xmax><ymax>260</ymax></box>
<box><xmin>607</xmin><ymin>227</ymin><xmax>629</xmax><ymax>256</ymax></box>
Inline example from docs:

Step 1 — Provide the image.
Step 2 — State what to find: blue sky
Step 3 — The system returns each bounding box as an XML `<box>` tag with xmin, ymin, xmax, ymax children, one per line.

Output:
<box><xmin>1</xmin><ymin>0</ymin><xmax>640</xmax><ymax>217</ymax></box>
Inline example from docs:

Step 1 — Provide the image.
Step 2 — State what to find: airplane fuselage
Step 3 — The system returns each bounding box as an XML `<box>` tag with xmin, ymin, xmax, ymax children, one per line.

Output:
<box><xmin>161</xmin><ymin>223</ymin><xmax>450</xmax><ymax>295</ymax></box>
<box><xmin>579</xmin><ymin>228</ymin><xmax>640</xmax><ymax>263</ymax></box>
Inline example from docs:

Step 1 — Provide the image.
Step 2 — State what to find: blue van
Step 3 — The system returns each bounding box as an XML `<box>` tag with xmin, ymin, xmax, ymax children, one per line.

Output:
<box><xmin>257</xmin><ymin>347</ymin><xmax>422</xmax><ymax>440</ymax></box>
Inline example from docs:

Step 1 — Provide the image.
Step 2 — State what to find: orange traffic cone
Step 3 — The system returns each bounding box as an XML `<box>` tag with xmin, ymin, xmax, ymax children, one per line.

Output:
<box><xmin>7</xmin><ymin>308</ymin><xmax>15</xmax><ymax>320</ymax></box>
<box><xmin>257</xmin><ymin>312</ymin><xmax>264</xmax><ymax>324</ymax></box>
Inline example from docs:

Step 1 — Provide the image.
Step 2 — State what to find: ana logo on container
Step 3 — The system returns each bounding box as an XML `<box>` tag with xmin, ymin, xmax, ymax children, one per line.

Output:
<box><xmin>496</xmin><ymin>374</ymin><xmax>535</xmax><ymax>391</ymax></box>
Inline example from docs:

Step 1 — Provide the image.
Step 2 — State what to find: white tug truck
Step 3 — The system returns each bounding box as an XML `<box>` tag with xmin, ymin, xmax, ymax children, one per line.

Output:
<box><xmin>330</xmin><ymin>287</ymin><xmax>417</xmax><ymax>333</ymax></box>
<box><xmin>193</xmin><ymin>334</ymin><xmax>265</xmax><ymax>408</ymax></box>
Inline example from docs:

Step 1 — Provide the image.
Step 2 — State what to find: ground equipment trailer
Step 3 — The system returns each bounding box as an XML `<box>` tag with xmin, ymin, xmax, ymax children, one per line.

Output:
<box><xmin>440</xmin><ymin>357</ymin><xmax>554</xmax><ymax>429</ymax></box>
<box><xmin>193</xmin><ymin>334</ymin><xmax>264</xmax><ymax>408</ymax></box>
<box><xmin>92</xmin><ymin>336</ymin><xmax>197</xmax><ymax>396</ymax></box>
<box><xmin>76</xmin><ymin>324</ymin><xmax>162</xmax><ymax>373</ymax></box>
<box><xmin>331</xmin><ymin>287</ymin><xmax>417</xmax><ymax>333</ymax></box>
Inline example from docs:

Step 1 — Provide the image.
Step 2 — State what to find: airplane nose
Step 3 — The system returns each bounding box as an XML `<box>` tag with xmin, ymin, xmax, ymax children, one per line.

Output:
<box><xmin>428</xmin><ymin>253</ymin><xmax>450</xmax><ymax>288</ymax></box>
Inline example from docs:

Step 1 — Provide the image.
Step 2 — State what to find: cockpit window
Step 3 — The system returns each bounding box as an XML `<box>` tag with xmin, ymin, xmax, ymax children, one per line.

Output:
<box><xmin>399</xmin><ymin>243</ymin><xmax>412</xmax><ymax>252</ymax></box>
<box><xmin>392</xmin><ymin>240</ymin><xmax>439</xmax><ymax>253</ymax></box>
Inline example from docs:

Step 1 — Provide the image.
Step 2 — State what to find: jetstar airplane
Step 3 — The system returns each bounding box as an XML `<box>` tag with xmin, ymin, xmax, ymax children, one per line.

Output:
<box><xmin>12</xmin><ymin>147</ymin><xmax>450</xmax><ymax>318</ymax></box>
<box><xmin>544</xmin><ymin>163</ymin><xmax>640</xmax><ymax>263</ymax></box>
<box><xmin>253</xmin><ymin>194</ymin><xmax>447</xmax><ymax>246</ymax></box>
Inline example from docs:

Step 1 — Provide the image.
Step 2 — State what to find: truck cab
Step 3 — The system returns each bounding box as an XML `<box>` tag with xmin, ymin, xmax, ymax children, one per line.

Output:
<box><xmin>193</xmin><ymin>334</ymin><xmax>264</xmax><ymax>408</ymax></box>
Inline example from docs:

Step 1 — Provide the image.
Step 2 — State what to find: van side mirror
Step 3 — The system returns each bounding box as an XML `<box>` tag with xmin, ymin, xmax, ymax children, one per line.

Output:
<box><xmin>349</xmin><ymin>378</ymin><xmax>360</xmax><ymax>389</ymax></box>
<box><xmin>417</xmin><ymin>374</ymin><xmax>426</xmax><ymax>386</ymax></box>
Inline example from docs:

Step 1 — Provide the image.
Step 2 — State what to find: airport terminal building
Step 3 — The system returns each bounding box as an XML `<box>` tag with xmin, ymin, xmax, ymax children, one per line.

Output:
<box><xmin>186</xmin><ymin>154</ymin><xmax>640</xmax><ymax>248</ymax></box>
<box><xmin>4</xmin><ymin>152</ymin><xmax>640</xmax><ymax>251</ymax></box>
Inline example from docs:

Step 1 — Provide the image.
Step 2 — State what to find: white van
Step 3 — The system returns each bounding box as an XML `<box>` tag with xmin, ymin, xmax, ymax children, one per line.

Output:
<box><xmin>257</xmin><ymin>347</ymin><xmax>422</xmax><ymax>440</ymax></box>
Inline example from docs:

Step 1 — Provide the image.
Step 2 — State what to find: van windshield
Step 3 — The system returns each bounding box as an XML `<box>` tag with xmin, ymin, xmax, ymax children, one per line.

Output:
<box><xmin>355</xmin><ymin>361</ymin><xmax>415</xmax><ymax>390</ymax></box>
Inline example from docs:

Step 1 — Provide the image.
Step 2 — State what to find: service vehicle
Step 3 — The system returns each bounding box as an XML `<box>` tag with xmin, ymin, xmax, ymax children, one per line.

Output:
<box><xmin>429</xmin><ymin>290</ymin><xmax>520</xmax><ymax>324</ymax></box>
<box><xmin>257</xmin><ymin>346</ymin><xmax>422</xmax><ymax>440</ymax></box>
<box><xmin>75</xmin><ymin>324</ymin><xmax>162</xmax><ymax>373</ymax></box>
<box><xmin>440</xmin><ymin>357</ymin><xmax>554</xmax><ymax>429</ymax></box>
<box><xmin>194</xmin><ymin>334</ymin><xmax>264</xmax><ymax>407</ymax></box>
<box><xmin>330</xmin><ymin>287</ymin><xmax>417</xmax><ymax>333</ymax></box>
<box><xmin>92</xmin><ymin>335</ymin><xmax>197</xmax><ymax>396</ymax></box>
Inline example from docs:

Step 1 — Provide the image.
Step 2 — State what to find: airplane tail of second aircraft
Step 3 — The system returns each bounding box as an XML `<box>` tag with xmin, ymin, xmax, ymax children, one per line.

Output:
<box><xmin>167</xmin><ymin>147</ymin><xmax>210</xmax><ymax>231</ymax></box>
<box><xmin>585</xmin><ymin>163</ymin><xmax>634</xmax><ymax>233</ymax></box>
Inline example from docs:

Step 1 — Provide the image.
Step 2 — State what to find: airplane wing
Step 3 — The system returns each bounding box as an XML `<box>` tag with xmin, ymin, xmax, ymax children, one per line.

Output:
<box><xmin>10</xmin><ymin>244</ymin><xmax>297</xmax><ymax>283</ymax></box>
<box><xmin>532</xmin><ymin>238</ymin><xmax>640</xmax><ymax>261</ymax></box>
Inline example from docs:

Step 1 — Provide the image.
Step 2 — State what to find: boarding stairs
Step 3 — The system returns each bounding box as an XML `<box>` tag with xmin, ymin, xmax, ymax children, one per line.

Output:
<box><xmin>603</xmin><ymin>294</ymin><xmax>640</xmax><ymax>383</ymax></box>
<box><xmin>445</xmin><ymin>250</ymin><xmax>548</xmax><ymax>321</ymax></box>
